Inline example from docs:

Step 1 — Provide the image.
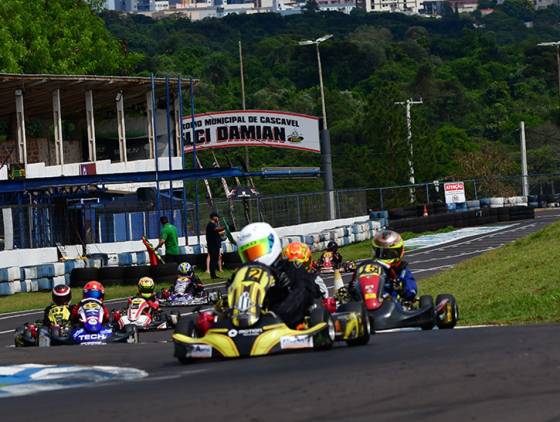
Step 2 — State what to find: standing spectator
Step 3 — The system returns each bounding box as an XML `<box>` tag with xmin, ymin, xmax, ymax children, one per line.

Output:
<box><xmin>206</xmin><ymin>211</ymin><xmax>224</xmax><ymax>279</ymax></box>
<box><xmin>156</xmin><ymin>216</ymin><xmax>180</xmax><ymax>263</ymax></box>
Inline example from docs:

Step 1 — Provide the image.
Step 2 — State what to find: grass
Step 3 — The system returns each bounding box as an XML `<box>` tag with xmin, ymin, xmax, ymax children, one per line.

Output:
<box><xmin>421</xmin><ymin>220</ymin><xmax>560</xmax><ymax>326</ymax></box>
<box><xmin>0</xmin><ymin>268</ymin><xmax>234</xmax><ymax>314</ymax></box>
<box><xmin>0</xmin><ymin>226</ymin><xmax>456</xmax><ymax>314</ymax></box>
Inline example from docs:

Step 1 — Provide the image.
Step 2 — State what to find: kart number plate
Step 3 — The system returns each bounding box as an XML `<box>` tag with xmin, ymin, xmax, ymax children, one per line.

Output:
<box><xmin>280</xmin><ymin>335</ymin><xmax>313</xmax><ymax>350</ymax></box>
<box><xmin>188</xmin><ymin>344</ymin><xmax>212</xmax><ymax>358</ymax></box>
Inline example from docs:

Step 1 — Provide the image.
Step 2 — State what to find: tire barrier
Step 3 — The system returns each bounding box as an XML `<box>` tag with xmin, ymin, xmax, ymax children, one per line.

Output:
<box><xmin>0</xmin><ymin>199</ymin><xmax>538</xmax><ymax>296</ymax></box>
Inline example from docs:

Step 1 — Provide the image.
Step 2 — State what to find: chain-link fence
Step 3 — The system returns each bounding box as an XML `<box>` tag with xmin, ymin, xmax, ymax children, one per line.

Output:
<box><xmin>2</xmin><ymin>174</ymin><xmax>560</xmax><ymax>250</ymax></box>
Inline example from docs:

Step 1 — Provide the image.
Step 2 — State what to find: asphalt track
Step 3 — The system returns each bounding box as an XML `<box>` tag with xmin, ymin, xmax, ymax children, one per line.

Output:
<box><xmin>2</xmin><ymin>210</ymin><xmax>560</xmax><ymax>421</ymax></box>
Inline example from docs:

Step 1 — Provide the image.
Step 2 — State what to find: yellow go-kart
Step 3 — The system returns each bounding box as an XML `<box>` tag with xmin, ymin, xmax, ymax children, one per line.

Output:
<box><xmin>173</xmin><ymin>263</ymin><xmax>368</xmax><ymax>363</ymax></box>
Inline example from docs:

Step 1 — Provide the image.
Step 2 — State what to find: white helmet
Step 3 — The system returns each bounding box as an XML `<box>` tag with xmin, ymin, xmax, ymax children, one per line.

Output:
<box><xmin>237</xmin><ymin>222</ymin><xmax>281</xmax><ymax>266</ymax></box>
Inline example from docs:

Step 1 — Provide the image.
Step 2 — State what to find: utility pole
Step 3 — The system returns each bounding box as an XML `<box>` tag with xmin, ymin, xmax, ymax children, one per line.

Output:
<box><xmin>299</xmin><ymin>34</ymin><xmax>336</xmax><ymax>220</ymax></box>
<box><xmin>537</xmin><ymin>41</ymin><xmax>560</xmax><ymax>98</ymax></box>
<box><xmin>239</xmin><ymin>40</ymin><xmax>249</xmax><ymax>169</ymax></box>
<box><xmin>520</xmin><ymin>121</ymin><xmax>529</xmax><ymax>197</ymax></box>
<box><xmin>395</xmin><ymin>98</ymin><xmax>423</xmax><ymax>204</ymax></box>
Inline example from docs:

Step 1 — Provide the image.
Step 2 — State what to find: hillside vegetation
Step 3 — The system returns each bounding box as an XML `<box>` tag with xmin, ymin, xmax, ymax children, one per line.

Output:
<box><xmin>3</xmin><ymin>1</ymin><xmax>560</xmax><ymax>195</ymax></box>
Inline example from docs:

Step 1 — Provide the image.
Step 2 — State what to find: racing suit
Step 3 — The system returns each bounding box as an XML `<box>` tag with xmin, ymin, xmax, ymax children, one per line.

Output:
<box><xmin>349</xmin><ymin>259</ymin><xmax>417</xmax><ymax>302</ymax></box>
<box><xmin>129</xmin><ymin>295</ymin><xmax>160</xmax><ymax>311</ymax></box>
<box><xmin>174</xmin><ymin>275</ymin><xmax>204</xmax><ymax>296</ymax></box>
<box><xmin>226</xmin><ymin>261</ymin><xmax>323</xmax><ymax>328</ymax></box>
<box><xmin>70</xmin><ymin>299</ymin><xmax>111</xmax><ymax>325</ymax></box>
<box><xmin>42</xmin><ymin>303</ymin><xmax>70</xmax><ymax>326</ymax></box>
<box><xmin>267</xmin><ymin>260</ymin><xmax>324</xmax><ymax>328</ymax></box>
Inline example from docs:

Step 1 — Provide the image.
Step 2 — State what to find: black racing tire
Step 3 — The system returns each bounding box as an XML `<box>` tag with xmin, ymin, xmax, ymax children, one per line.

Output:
<box><xmin>150</xmin><ymin>263</ymin><xmax>178</xmax><ymax>284</ymax></box>
<box><xmin>174</xmin><ymin>317</ymin><xmax>198</xmax><ymax>364</ymax></box>
<box><xmin>70</xmin><ymin>268</ymin><xmax>99</xmax><ymax>287</ymax></box>
<box><xmin>309</xmin><ymin>306</ymin><xmax>335</xmax><ymax>351</ymax></box>
<box><xmin>435</xmin><ymin>294</ymin><xmax>459</xmax><ymax>329</ymax></box>
<box><xmin>345</xmin><ymin>303</ymin><xmax>371</xmax><ymax>347</ymax></box>
<box><xmin>98</xmin><ymin>266</ymin><xmax>126</xmax><ymax>286</ymax></box>
<box><xmin>123</xmin><ymin>265</ymin><xmax>151</xmax><ymax>282</ymax></box>
<box><xmin>420</xmin><ymin>295</ymin><xmax>435</xmax><ymax>330</ymax></box>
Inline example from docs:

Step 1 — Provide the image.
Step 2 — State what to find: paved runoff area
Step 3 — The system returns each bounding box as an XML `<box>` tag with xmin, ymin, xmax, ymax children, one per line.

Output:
<box><xmin>1</xmin><ymin>209</ymin><xmax>560</xmax><ymax>421</ymax></box>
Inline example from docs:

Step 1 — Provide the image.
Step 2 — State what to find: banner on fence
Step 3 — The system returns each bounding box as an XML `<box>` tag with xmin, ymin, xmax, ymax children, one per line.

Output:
<box><xmin>444</xmin><ymin>182</ymin><xmax>466</xmax><ymax>204</ymax></box>
<box><xmin>182</xmin><ymin>110</ymin><xmax>321</xmax><ymax>154</ymax></box>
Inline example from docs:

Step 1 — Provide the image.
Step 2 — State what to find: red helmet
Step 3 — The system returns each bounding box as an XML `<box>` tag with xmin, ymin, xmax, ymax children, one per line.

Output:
<box><xmin>83</xmin><ymin>281</ymin><xmax>105</xmax><ymax>301</ymax></box>
<box><xmin>52</xmin><ymin>285</ymin><xmax>71</xmax><ymax>306</ymax></box>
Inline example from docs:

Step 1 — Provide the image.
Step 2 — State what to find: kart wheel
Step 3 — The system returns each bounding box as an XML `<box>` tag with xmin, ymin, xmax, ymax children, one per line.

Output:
<box><xmin>346</xmin><ymin>303</ymin><xmax>371</xmax><ymax>347</ymax></box>
<box><xmin>420</xmin><ymin>295</ymin><xmax>435</xmax><ymax>331</ymax></box>
<box><xmin>167</xmin><ymin>312</ymin><xmax>180</xmax><ymax>327</ymax></box>
<box><xmin>174</xmin><ymin>318</ymin><xmax>198</xmax><ymax>364</ymax></box>
<box><xmin>311</xmin><ymin>307</ymin><xmax>335</xmax><ymax>351</ymax></box>
<box><xmin>125</xmin><ymin>325</ymin><xmax>139</xmax><ymax>344</ymax></box>
<box><xmin>435</xmin><ymin>294</ymin><xmax>459</xmax><ymax>329</ymax></box>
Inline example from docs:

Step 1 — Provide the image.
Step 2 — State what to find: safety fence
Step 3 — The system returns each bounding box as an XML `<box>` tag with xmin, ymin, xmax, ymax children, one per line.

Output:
<box><xmin>1</xmin><ymin>174</ymin><xmax>559</xmax><ymax>251</ymax></box>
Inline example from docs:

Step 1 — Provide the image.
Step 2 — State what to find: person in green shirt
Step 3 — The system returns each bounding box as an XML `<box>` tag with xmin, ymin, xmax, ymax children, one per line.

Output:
<box><xmin>156</xmin><ymin>216</ymin><xmax>180</xmax><ymax>263</ymax></box>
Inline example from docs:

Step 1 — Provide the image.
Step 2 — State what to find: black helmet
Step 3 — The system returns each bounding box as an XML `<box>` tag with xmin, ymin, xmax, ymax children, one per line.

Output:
<box><xmin>327</xmin><ymin>241</ymin><xmax>338</xmax><ymax>252</ymax></box>
<box><xmin>52</xmin><ymin>285</ymin><xmax>71</xmax><ymax>306</ymax></box>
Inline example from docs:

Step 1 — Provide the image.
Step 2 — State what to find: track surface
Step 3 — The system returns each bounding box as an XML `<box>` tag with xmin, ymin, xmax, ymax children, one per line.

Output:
<box><xmin>1</xmin><ymin>210</ymin><xmax>560</xmax><ymax>421</ymax></box>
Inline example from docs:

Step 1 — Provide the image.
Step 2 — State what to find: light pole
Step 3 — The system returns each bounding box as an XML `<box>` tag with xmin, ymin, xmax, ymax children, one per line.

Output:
<box><xmin>299</xmin><ymin>34</ymin><xmax>336</xmax><ymax>220</ymax></box>
<box><xmin>537</xmin><ymin>41</ymin><xmax>560</xmax><ymax>98</ymax></box>
<box><xmin>395</xmin><ymin>98</ymin><xmax>423</xmax><ymax>204</ymax></box>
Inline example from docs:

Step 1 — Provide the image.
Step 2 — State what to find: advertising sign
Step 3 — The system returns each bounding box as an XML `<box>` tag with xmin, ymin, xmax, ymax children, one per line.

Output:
<box><xmin>182</xmin><ymin>110</ymin><xmax>321</xmax><ymax>154</ymax></box>
<box><xmin>444</xmin><ymin>182</ymin><xmax>466</xmax><ymax>204</ymax></box>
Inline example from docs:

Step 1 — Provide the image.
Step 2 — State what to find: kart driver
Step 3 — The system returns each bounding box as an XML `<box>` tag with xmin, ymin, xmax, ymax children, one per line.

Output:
<box><xmin>282</xmin><ymin>242</ymin><xmax>329</xmax><ymax>299</ymax></box>
<box><xmin>231</xmin><ymin>223</ymin><xmax>323</xmax><ymax>328</ymax></box>
<box><xmin>350</xmin><ymin>229</ymin><xmax>417</xmax><ymax>302</ymax></box>
<box><xmin>132</xmin><ymin>277</ymin><xmax>160</xmax><ymax>311</ymax></box>
<box><xmin>175</xmin><ymin>262</ymin><xmax>204</xmax><ymax>297</ymax></box>
<box><xmin>318</xmin><ymin>241</ymin><xmax>343</xmax><ymax>270</ymax></box>
<box><xmin>71</xmin><ymin>281</ymin><xmax>111</xmax><ymax>324</ymax></box>
<box><xmin>42</xmin><ymin>285</ymin><xmax>72</xmax><ymax>326</ymax></box>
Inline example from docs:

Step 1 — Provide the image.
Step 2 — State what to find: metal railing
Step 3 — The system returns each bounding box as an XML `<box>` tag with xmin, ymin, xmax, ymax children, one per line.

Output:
<box><xmin>0</xmin><ymin>173</ymin><xmax>558</xmax><ymax>250</ymax></box>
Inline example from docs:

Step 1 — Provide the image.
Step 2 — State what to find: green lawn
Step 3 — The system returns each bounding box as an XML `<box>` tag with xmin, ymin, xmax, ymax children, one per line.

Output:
<box><xmin>422</xmin><ymin>220</ymin><xmax>560</xmax><ymax>325</ymax></box>
<box><xmin>0</xmin><ymin>269</ymin><xmax>233</xmax><ymax>314</ymax></box>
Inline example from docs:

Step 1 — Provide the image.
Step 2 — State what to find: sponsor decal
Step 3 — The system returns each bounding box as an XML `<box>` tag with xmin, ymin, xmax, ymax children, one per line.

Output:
<box><xmin>188</xmin><ymin>344</ymin><xmax>213</xmax><ymax>358</ymax></box>
<box><xmin>228</xmin><ymin>329</ymin><xmax>238</xmax><ymax>338</ymax></box>
<box><xmin>77</xmin><ymin>332</ymin><xmax>109</xmax><ymax>342</ymax></box>
<box><xmin>365</xmin><ymin>293</ymin><xmax>377</xmax><ymax>300</ymax></box>
<box><xmin>0</xmin><ymin>364</ymin><xmax>147</xmax><ymax>398</ymax></box>
<box><xmin>280</xmin><ymin>335</ymin><xmax>313</xmax><ymax>350</ymax></box>
<box><xmin>237</xmin><ymin>328</ymin><xmax>263</xmax><ymax>337</ymax></box>
<box><xmin>183</xmin><ymin>110</ymin><xmax>321</xmax><ymax>154</ymax></box>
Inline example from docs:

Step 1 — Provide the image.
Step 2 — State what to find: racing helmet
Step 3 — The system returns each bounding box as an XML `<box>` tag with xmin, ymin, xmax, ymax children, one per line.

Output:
<box><xmin>326</xmin><ymin>240</ymin><xmax>338</xmax><ymax>252</ymax></box>
<box><xmin>83</xmin><ymin>281</ymin><xmax>105</xmax><ymax>301</ymax></box>
<box><xmin>237</xmin><ymin>222</ymin><xmax>281</xmax><ymax>266</ymax></box>
<box><xmin>177</xmin><ymin>262</ymin><xmax>194</xmax><ymax>277</ymax></box>
<box><xmin>372</xmin><ymin>229</ymin><xmax>404</xmax><ymax>266</ymax></box>
<box><xmin>52</xmin><ymin>284</ymin><xmax>71</xmax><ymax>306</ymax></box>
<box><xmin>137</xmin><ymin>276</ymin><xmax>155</xmax><ymax>299</ymax></box>
<box><xmin>281</xmin><ymin>242</ymin><xmax>312</xmax><ymax>269</ymax></box>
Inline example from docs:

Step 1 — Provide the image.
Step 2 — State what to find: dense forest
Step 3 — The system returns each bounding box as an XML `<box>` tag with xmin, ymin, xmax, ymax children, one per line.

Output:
<box><xmin>3</xmin><ymin>0</ymin><xmax>560</xmax><ymax>195</ymax></box>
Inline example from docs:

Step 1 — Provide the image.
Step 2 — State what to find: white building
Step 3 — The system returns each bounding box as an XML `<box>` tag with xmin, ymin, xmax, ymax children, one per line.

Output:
<box><xmin>358</xmin><ymin>0</ymin><xmax>425</xmax><ymax>13</ymax></box>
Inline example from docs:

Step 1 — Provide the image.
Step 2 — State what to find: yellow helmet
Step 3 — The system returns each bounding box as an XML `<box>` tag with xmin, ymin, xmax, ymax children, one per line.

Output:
<box><xmin>372</xmin><ymin>230</ymin><xmax>404</xmax><ymax>266</ymax></box>
<box><xmin>137</xmin><ymin>276</ymin><xmax>155</xmax><ymax>299</ymax></box>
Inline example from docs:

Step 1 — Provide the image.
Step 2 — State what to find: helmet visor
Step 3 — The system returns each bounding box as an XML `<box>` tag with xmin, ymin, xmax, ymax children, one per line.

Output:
<box><xmin>238</xmin><ymin>235</ymin><xmax>273</xmax><ymax>264</ymax></box>
<box><xmin>84</xmin><ymin>289</ymin><xmax>103</xmax><ymax>300</ymax></box>
<box><xmin>374</xmin><ymin>247</ymin><xmax>402</xmax><ymax>261</ymax></box>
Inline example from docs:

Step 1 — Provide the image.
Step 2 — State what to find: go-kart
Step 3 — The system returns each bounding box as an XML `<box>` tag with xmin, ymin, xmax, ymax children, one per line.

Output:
<box><xmin>352</xmin><ymin>260</ymin><xmax>459</xmax><ymax>331</ymax></box>
<box><xmin>157</xmin><ymin>276</ymin><xmax>209</xmax><ymax>307</ymax></box>
<box><xmin>15</xmin><ymin>304</ymin><xmax>72</xmax><ymax>347</ymax></box>
<box><xmin>173</xmin><ymin>263</ymin><xmax>340</xmax><ymax>363</ymax></box>
<box><xmin>114</xmin><ymin>297</ymin><xmax>180</xmax><ymax>331</ymax></box>
<box><xmin>315</xmin><ymin>251</ymin><xmax>356</xmax><ymax>274</ymax></box>
<box><xmin>15</xmin><ymin>299</ymin><xmax>138</xmax><ymax>347</ymax></box>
